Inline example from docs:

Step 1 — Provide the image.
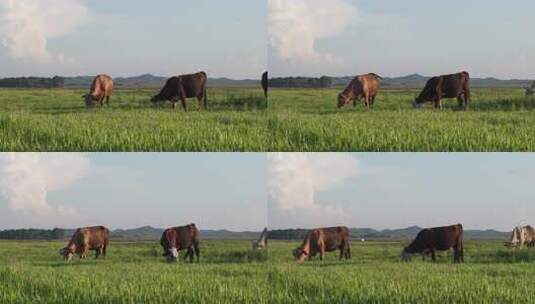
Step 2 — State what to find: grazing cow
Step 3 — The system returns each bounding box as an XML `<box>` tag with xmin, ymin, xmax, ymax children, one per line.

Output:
<box><xmin>160</xmin><ymin>223</ymin><xmax>200</xmax><ymax>263</ymax></box>
<box><xmin>252</xmin><ymin>228</ymin><xmax>268</xmax><ymax>250</ymax></box>
<box><xmin>59</xmin><ymin>226</ymin><xmax>110</xmax><ymax>262</ymax></box>
<box><xmin>401</xmin><ymin>224</ymin><xmax>464</xmax><ymax>263</ymax></box>
<box><xmin>337</xmin><ymin>73</ymin><xmax>383</xmax><ymax>108</ymax></box>
<box><xmin>261</xmin><ymin>71</ymin><xmax>268</xmax><ymax>99</ymax></box>
<box><xmin>83</xmin><ymin>74</ymin><xmax>114</xmax><ymax>107</ymax></box>
<box><xmin>414</xmin><ymin>71</ymin><xmax>471</xmax><ymax>110</ymax></box>
<box><xmin>293</xmin><ymin>226</ymin><xmax>351</xmax><ymax>262</ymax></box>
<box><xmin>151</xmin><ymin>72</ymin><xmax>208</xmax><ymax>111</ymax></box>
<box><xmin>525</xmin><ymin>81</ymin><xmax>535</xmax><ymax>97</ymax></box>
<box><xmin>506</xmin><ymin>225</ymin><xmax>535</xmax><ymax>248</ymax></box>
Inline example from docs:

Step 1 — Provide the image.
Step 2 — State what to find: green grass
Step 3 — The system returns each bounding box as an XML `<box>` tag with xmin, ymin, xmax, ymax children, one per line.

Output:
<box><xmin>2</xmin><ymin>87</ymin><xmax>535</xmax><ymax>151</ymax></box>
<box><xmin>0</xmin><ymin>88</ymin><xmax>268</xmax><ymax>151</ymax></box>
<box><xmin>270</xmin><ymin>87</ymin><xmax>535</xmax><ymax>151</ymax></box>
<box><xmin>2</xmin><ymin>239</ymin><xmax>535</xmax><ymax>303</ymax></box>
<box><xmin>268</xmin><ymin>240</ymin><xmax>535</xmax><ymax>303</ymax></box>
<box><xmin>0</xmin><ymin>240</ymin><xmax>269</xmax><ymax>304</ymax></box>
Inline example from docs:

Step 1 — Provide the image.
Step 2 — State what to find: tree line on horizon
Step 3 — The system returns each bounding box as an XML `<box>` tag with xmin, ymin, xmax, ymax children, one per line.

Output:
<box><xmin>0</xmin><ymin>76</ymin><xmax>64</xmax><ymax>88</ymax></box>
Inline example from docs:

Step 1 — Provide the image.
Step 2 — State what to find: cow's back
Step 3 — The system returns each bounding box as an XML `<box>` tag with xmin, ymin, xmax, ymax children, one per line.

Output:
<box><xmin>318</xmin><ymin>226</ymin><xmax>350</xmax><ymax>250</ymax></box>
<box><xmin>430</xmin><ymin>224</ymin><xmax>463</xmax><ymax>250</ymax></box>
<box><xmin>179</xmin><ymin>72</ymin><xmax>207</xmax><ymax>97</ymax></box>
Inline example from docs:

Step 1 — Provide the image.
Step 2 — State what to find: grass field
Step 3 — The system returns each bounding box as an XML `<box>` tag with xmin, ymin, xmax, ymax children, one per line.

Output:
<box><xmin>270</xmin><ymin>87</ymin><xmax>535</xmax><ymax>151</ymax></box>
<box><xmin>2</xmin><ymin>239</ymin><xmax>535</xmax><ymax>303</ymax></box>
<box><xmin>2</xmin><ymin>87</ymin><xmax>534</xmax><ymax>151</ymax></box>
<box><xmin>0</xmin><ymin>87</ymin><xmax>268</xmax><ymax>151</ymax></box>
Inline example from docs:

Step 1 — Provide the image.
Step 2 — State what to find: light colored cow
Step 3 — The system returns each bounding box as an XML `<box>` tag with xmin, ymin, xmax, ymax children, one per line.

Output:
<box><xmin>252</xmin><ymin>228</ymin><xmax>268</xmax><ymax>250</ymax></box>
<box><xmin>507</xmin><ymin>225</ymin><xmax>535</xmax><ymax>248</ymax></box>
<box><xmin>525</xmin><ymin>81</ymin><xmax>535</xmax><ymax>97</ymax></box>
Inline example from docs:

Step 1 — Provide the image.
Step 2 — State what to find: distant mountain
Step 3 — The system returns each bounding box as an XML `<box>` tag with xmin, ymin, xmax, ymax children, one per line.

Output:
<box><xmin>0</xmin><ymin>226</ymin><xmax>510</xmax><ymax>241</ymax></box>
<box><xmin>63</xmin><ymin>74</ymin><xmax>260</xmax><ymax>89</ymax></box>
<box><xmin>330</xmin><ymin>74</ymin><xmax>533</xmax><ymax>88</ymax></box>
<box><xmin>270</xmin><ymin>226</ymin><xmax>510</xmax><ymax>241</ymax></box>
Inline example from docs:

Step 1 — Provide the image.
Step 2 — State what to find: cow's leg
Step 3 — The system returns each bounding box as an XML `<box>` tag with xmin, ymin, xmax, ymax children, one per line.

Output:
<box><xmin>457</xmin><ymin>95</ymin><xmax>467</xmax><ymax>110</ymax></box>
<box><xmin>194</xmin><ymin>242</ymin><xmax>200</xmax><ymax>262</ymax></box>
<box><xmin>106</xmin><ymin>96</ymin><xmax>110</xmax><ymax>106</ymax></box>
<box><xmin>371</xmin><ymin>95</ymin><xmax>376</xmax><ymax>108</ymax></box>
<box><xmin>95</xmin><ymin>248</ymin><xmax>100</xmax><ymax>259</ymax></box>
<box><xmin>180</xmin><ymin>98</ymin><xmax>187</xmax><ymax>112</ymax></box>
<box><xmin>99</xmin><ymin>96</ymin><xmax>105</xmax><ymax>107</ymax></box>
<box><xmin>431</xmin><ymin>249</ymin><xmax>436</xmax><ymax>262</ymax></box>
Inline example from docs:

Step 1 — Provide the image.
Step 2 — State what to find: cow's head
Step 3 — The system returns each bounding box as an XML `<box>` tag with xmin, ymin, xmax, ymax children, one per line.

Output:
<box><xmin>293</xmin><ymin>247</ymin><xmax>308</xmax><ymax>262</ymax></box>
<box><xmin>59</xmin><ymin>247</ymin><xmax>74</xmax><ymax>262</ymax></box>
<box><xmin>400</xmin><ymin>247</ymin><xmax>412</xmax><ymax>262</ymax></box>
<box><xmin>413</xmin><ymin>96</ymin><xmax>425</xmax><ymax>108</ymax></box>
<box><xmin>165</xmin><ymin>247</ymin><xmax>179</xmax><ymax>263</ymax></box>
<box><xmin>82</xmin><ymin>94</ymin><xmax>96</xmax><ymax>107</ymax></box>
<box><xmin>337</xmin><ymin>93</ymin><xmax>350</xmax><ymax>108</ymax></box>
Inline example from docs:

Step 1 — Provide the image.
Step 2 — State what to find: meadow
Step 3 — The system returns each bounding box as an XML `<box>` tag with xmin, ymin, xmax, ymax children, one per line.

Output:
<box><xmin>270</xmin><ymin>87</ymin><xmax>535</xmax><ymax>151</ymax></box>
<box><xmin>2</xmin><ymin>239</ymin><xmax>535</xmax><ymax>303</ymax></box>
<box><xmin>0</xmin><ymin>87</ymin><xmax>269</xmax><ymax>151</ymax></box>
<box><xmin>2</xmin><ymin>87</ymin><xmax>535</xmax><ymax>151</ymax></box>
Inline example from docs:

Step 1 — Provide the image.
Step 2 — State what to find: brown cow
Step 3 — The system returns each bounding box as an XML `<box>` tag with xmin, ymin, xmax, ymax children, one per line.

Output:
<box><xmin>261</xmin><ymin>71</ymin><xmax>268</xmax><ymax>99</ymax></box>
<box><xmin>83</xmin><ymin>74</ymin><xmax>114</xmax><ymax>107</ymax></box>
<box><xmin>414</xmin><ymin>71</ymin><xmax>471</xmax><ymax>110</ymax></box>
<box><xmin>401</xmin><ymin>224</ymin><xmax>464</xmax><ymax>263</ymax></box>
<box><xmin>151</xmin><ymin>72</ymin><xmax>208</xmax><ymax>111</ymax></box>
<box><xmin>337</xmin><ymin>73</ymin><xmax>383</xmax><ymax>108</ymax></box>
<box><xmin>293</xmin><ymin>226</ymin><xmax>351</xmax><ymax>262</ymax></box>
<box><xmin>59</xmin><ymin>226</ymin><xmax>110</xmax><ymax>262</ymax></box>
<box><xmin>160</xmin><ymin>223</ymin><xmax>200</xmax><ymax>263</ymax></box>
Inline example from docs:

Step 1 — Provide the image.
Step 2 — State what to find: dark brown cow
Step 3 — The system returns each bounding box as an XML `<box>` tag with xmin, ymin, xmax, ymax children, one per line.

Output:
<box><xmin>59</xmin><ymin>226</ymin><xmax>110</xmax><ymax>262</ymax></box>
<box><xmin>401</xmin><ymin>224</ymin><xmax>464</xmax><ymax>263</ymax></box>
<box><xmin>261</xmin><ymin>71</ymin><xmax>268</xmax><ymax>99</ymax></box>
<box><xmin>414</xmin><ymin>71</ymin><xmax>471</xmax><ymax>110</ymax></box>
<box><xmin>151</xmin><ymin>72</ymin><xmax>208</xmax><ymax>111</ymax></box>
<box><xmin>160</xmin><ymin>223</ymin><xmax>200</xmax><ymax>262</ymax></box>
<box><xmin>83</xmin><ymin>74</ymin><xmax>114</xmax><ymax>107</ymax></box>
<box><xmin>293</xmin><ymin>226</ymin><xmax>351</xmax><ymax>262</ymax></box>
<box><xmin>337</xmin><ymin>73</ymin><xmax>383</xmax><ymax>108</ymax></box>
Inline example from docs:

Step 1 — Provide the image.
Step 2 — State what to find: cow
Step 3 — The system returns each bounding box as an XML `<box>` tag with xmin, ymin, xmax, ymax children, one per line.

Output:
<box><xmin>82</xmin><ymin>74</ymin><xmax>114</xmax><ymax>107</ymax></box>
<box><xmin>252</xmin><ymin>228</ymin><xmax>268</xmax><ymax>250</ymax></box>
<box><xmin>261</xmin><ymin>71</ymin><xmax>268</xmax><ymax>99</ymax></box>
<box><xmin>151</xmin><ymin>72</ymin><xmax>208</xmax><ymax>111</ymax></box>
<box><xmin>59</xmin><ymin>226</ymin><xmax>110</xmax><ymax>262</ymax></box>
<box><xmin>525</xmin><ymin>81</ymin><xmax>535</xmax><ymax>97</ymax></box>
<box><xmin>414</xmin><ymin>71</ymin><xmax>471</xmax><ymax>110</ymax></box>
<box><xmin>401</xmin><ymin>224</ymin><xmax>464</xmax><ymax>263</ymax></box>
<box><xmin>337</xmin><ymin>73</ymin><xmax>383</xmax><ymax>108</ymax></box>
<box><xmin>160</xmin><ymin>223</ymin><xmax>200</xmax><ymax>263</ymax></box>
<box><xmin>293</xmin><ymin>226</ymin><xmax>351</xmax><ymax>262</ymax></box>
<box><xmin>506</xmin><ymin>225</ymin><xmax>535</xmax><ymax>248</ymax></box>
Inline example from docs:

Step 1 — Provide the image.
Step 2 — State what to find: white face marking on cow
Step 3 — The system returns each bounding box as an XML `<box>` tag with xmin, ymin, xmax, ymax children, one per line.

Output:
<box><xmin>400</xmin><ymin>250</ymin><xmax>412</xmax><ymax>262</ymax></box>
<box><xmin>167</xmin><ymin>248</ymin><xmax>179</xmax><ymax>262</ymax></box>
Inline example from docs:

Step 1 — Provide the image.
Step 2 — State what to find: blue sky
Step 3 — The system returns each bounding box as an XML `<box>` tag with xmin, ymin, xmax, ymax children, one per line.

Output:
<box><xmin>0</xmin><ymin>153</ymin><xmax>267</xmax><ymax>231</ymax></box>
<box><xmin>0</xmin><ymin>0</ymin><xmax>267</xmax><ymax>78</ymax></box>
<box><xmin>269</xmin><ymin>0</ymin><xmax>535</xmax><ymax>79</ymax></box>
<box><xmin>268</xmin><ymin>153</ymin><xmax>535</xmax><ymax>231</ymax></box>
<box><xmin>1</xmin><ymin>153</ymin><xmax>534</xmax><ymax>231</ymax></box>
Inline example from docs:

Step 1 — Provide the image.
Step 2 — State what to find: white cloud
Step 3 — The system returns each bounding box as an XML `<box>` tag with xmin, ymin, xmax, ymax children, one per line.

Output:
<box><xmin>0</xmin><ymin>0</ymin><xmax>90</xmax><ymax>63</ymax></box>
<box><xmin>0</xmin><ymin>153</ymin><xmax>92</xmax><ymax>218</ymax></box>
<box><xmin>268</xmin><ymin>0</ymin><xmax>357</xmax><ymax>65</ymax></box>
<box><xmin>268</xmin><ymin>153</ymin><xmax>358</xmax><ymax>228</ymax></box>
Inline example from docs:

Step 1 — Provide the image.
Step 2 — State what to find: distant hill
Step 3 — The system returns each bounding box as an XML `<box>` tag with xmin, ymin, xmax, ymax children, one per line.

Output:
<box><xmin>270</xmin><ymin>226</ymin><xmax>510</xmax><ymax>241</ymax></box>
<box><xmin>330</xmin><ymin>74</ymin><xmax>532</xmax><ymax>89</ymax></box>
<box><xmin>63</xmin><ymin>74</ymin><xmax>260</xmax><ymax>89</ymax></box>
<box><xmin>0</xmin><ymin>226</ymin><xmax>510</xmax><ymax>241</ymax></box>
<box><xmin>271</xmin><ymin>74</ymin><xmax>533</xmax><ymax>89</ymax></box>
